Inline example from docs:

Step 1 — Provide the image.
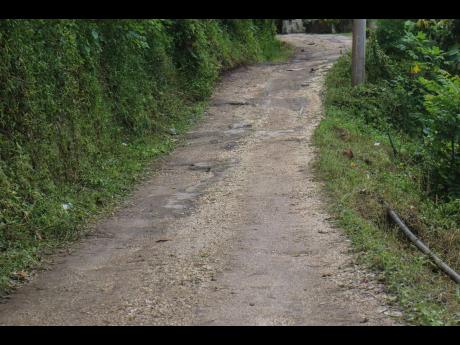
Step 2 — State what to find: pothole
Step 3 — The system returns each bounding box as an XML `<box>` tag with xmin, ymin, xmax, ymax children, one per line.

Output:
<box><xmin>228</xmin><ymin>122</ymin><xmax>252</xmax><ymax>130</ymax></box>
<box><xmin>223</xmin><ymin>142</ymin><xmax>238</xmax><ymax>151</ymax></box>
<box><xmin>212</xmin><ymin>100</ymin><xmax>255</xmax><ymax>107</ymax></box>
<box><xmin>189</xmin><ymin>162</ymin><xmax>213</xmax><ymax>172</ymax></box>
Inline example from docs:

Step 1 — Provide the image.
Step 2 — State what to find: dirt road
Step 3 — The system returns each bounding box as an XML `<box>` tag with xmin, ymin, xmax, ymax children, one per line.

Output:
<box><xmin>0</xmin><ymin>34</ymin><xmax>400</xmax><ymax>325</ymax></box>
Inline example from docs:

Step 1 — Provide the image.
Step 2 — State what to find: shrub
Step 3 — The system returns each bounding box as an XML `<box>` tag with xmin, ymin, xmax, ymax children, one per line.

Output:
<box><xmin>369</xmin><ymin>20</ymin><xmax>460</xmax><ymax>196</ymax></box>
<box><xmin>366</xmin><ymin>30</ymin><xmax>398</xmax><ymax>83</ymax></box>
<box><xmin>375</xmin><ymin>19</ymin><xmax>408</xmax><ymax>55</ymax></box>
<box><xmin>419</xmin><ymin>73</ymin><xmax>460</xmax><ymax>196</ymax></box>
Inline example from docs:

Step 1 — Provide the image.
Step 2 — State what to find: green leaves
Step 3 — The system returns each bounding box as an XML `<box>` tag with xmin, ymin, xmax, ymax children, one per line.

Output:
<box><xmin>91</xmin><ymin>29</ymin><xmax>99</xmax><ymax>41</ymax></box>
<box><xmin>371</xmin><ymin>19</ymin><xmax>460</xmax><ymax>197</ymax></box>
<box><xmin>126</xmin><ymin>30</ymin><xmax>150</xmax><ymax>49</ymax></box>
<box><xmin>417</xmin><ymin>74</ymin><xmax>460</xmax><ymax>195</ymax></box>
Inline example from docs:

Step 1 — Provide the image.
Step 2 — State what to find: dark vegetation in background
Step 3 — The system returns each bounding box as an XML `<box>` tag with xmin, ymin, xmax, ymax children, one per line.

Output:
<box><xmin>274</xmin><ymin>19</ymin><xmax>353</xmax><ymax>34</ymax></box>
<box><xmin>0</xmin><ymin>19</ymin><xmax>287</xmax><ymax>294</ymax></box>
<box><xmin>302</xmin><ymin>19</ymin><xmax>352</xmax><ymax>33</ymax></box>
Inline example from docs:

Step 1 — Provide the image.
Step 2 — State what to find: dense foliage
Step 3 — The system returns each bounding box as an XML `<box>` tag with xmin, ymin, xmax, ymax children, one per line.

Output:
<box><xmin>392</xmin><ymin>20</ymin><xmax>460</xmax><ymax>196</ymax></box>
<box><xmin>316</xmin><ymin>57</ymin><xmax>460</xmax><ymax>325</ymax></box>
<box><xmin>321</xmin><ymin>18</ymin><xmax>460</xmax><ymax>283</ymax></box>
<box><xmin>316</xmin><ymin>22</ymin><xmax>460</xmax><ymax>323</ymax></box>
<box><xmin>337</xmin><ymin>20</ymin><xmax>460</xmax><ymax>198</ymax></box>
<box><xmin>0</xmin><ymin>19</ymin><xmax>286</xmax><ymax>292</ymax></box>
<box><xmin>302</xmin><ymin>19</ymin><xmax>352</xmax><ymax>33</ymax></box>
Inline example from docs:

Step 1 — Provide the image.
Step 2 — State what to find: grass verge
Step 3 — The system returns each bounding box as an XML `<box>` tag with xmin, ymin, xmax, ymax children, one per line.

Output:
<box><xmin>313</xmin><ymin>56</ymin><xmax>460</xmax><ymax>325</ymax></box>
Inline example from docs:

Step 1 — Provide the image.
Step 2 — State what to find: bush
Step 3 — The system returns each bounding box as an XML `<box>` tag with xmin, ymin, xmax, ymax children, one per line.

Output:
<box><xmin>375</xmin><ymin>19</ymin><xmax>407</xmax><ymax>55</ymax></box>
<box><xmin>419</xmin><ymin>73</ymin><xmax>460</xmax><ymax>196</ymax></box>
<box><xmin>370</xmin><ymin>20</ymin><xmax>460</xmax><ymax>198</ymax></box>
<box><xmin>366</xmin><ymin>30</ymin><xmax>398</xmax><ymax>82</ymax></box>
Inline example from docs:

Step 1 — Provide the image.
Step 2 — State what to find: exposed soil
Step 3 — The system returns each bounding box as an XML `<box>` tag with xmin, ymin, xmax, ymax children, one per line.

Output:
<box><xmin>0</xmin><ymin>34</ymin><xmax>402</xmax><ymax>325</ymax></box>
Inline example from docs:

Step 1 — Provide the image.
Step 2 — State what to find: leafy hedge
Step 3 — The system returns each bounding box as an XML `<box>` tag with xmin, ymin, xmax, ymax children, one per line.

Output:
<box><xmin>0</xmin><ymin>19</ymin><xmax>285</xmax><ymax>292</ymax></box>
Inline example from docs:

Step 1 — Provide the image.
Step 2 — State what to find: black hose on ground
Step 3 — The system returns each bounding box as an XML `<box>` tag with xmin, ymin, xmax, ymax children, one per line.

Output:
<box><xmin>387</xmin><ymin>131</ymin><xmax>398</xmax><ymax>158</ymax></box>
<box><xmin>387</xmin><ymin>208</ymin><xmax>460</xmax><ymax>284</ymax></box>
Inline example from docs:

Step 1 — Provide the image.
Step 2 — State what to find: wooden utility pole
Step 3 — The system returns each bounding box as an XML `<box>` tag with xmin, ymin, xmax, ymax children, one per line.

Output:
<box><xmin>352</xmin><ymin>19</ymin><xmax>366</xmax><ymax>86</ymax></box>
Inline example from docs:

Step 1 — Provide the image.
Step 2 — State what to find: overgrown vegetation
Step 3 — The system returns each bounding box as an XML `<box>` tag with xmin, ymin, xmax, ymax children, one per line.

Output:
<box><xmin>303</xmin><ymin>19</ymin><xmax>352</xmax><ymax>33</ymax></box>
<box><xmin>0</xmin><ymin>19</ymin><xmax>289</xmax><ymax>295</ymax></box>
<box><xmin>370</xmin><ymin>20</ymin><xmax>460</xmax><ymax>197</ymax></box>
<box><xmin>314</xmin><ymin>20</ymin><xmax>460</xmax><ymax>325</ymax></box>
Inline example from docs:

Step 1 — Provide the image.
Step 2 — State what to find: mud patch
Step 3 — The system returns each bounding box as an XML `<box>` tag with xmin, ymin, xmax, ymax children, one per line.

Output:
<box><xmin>212</xmin><ymin>100</ymin><xmax>255</xmax><ymax>107</ymax></box>
<box><xmin>229</xmin><ymin>122</ymin><xmax>252</xmax><ymax>130</ymax></box>
<box><xmin>189</xmin><ymin>162</ymin><xmax>213</xmax><ymax>172</ymax></box>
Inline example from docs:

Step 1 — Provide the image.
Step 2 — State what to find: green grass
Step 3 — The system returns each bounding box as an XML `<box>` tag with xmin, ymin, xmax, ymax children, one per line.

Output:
<box><xmin>313</xmin><ymin>56</ymin><xmax>460</xmax><ymax>325</ymax></box>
